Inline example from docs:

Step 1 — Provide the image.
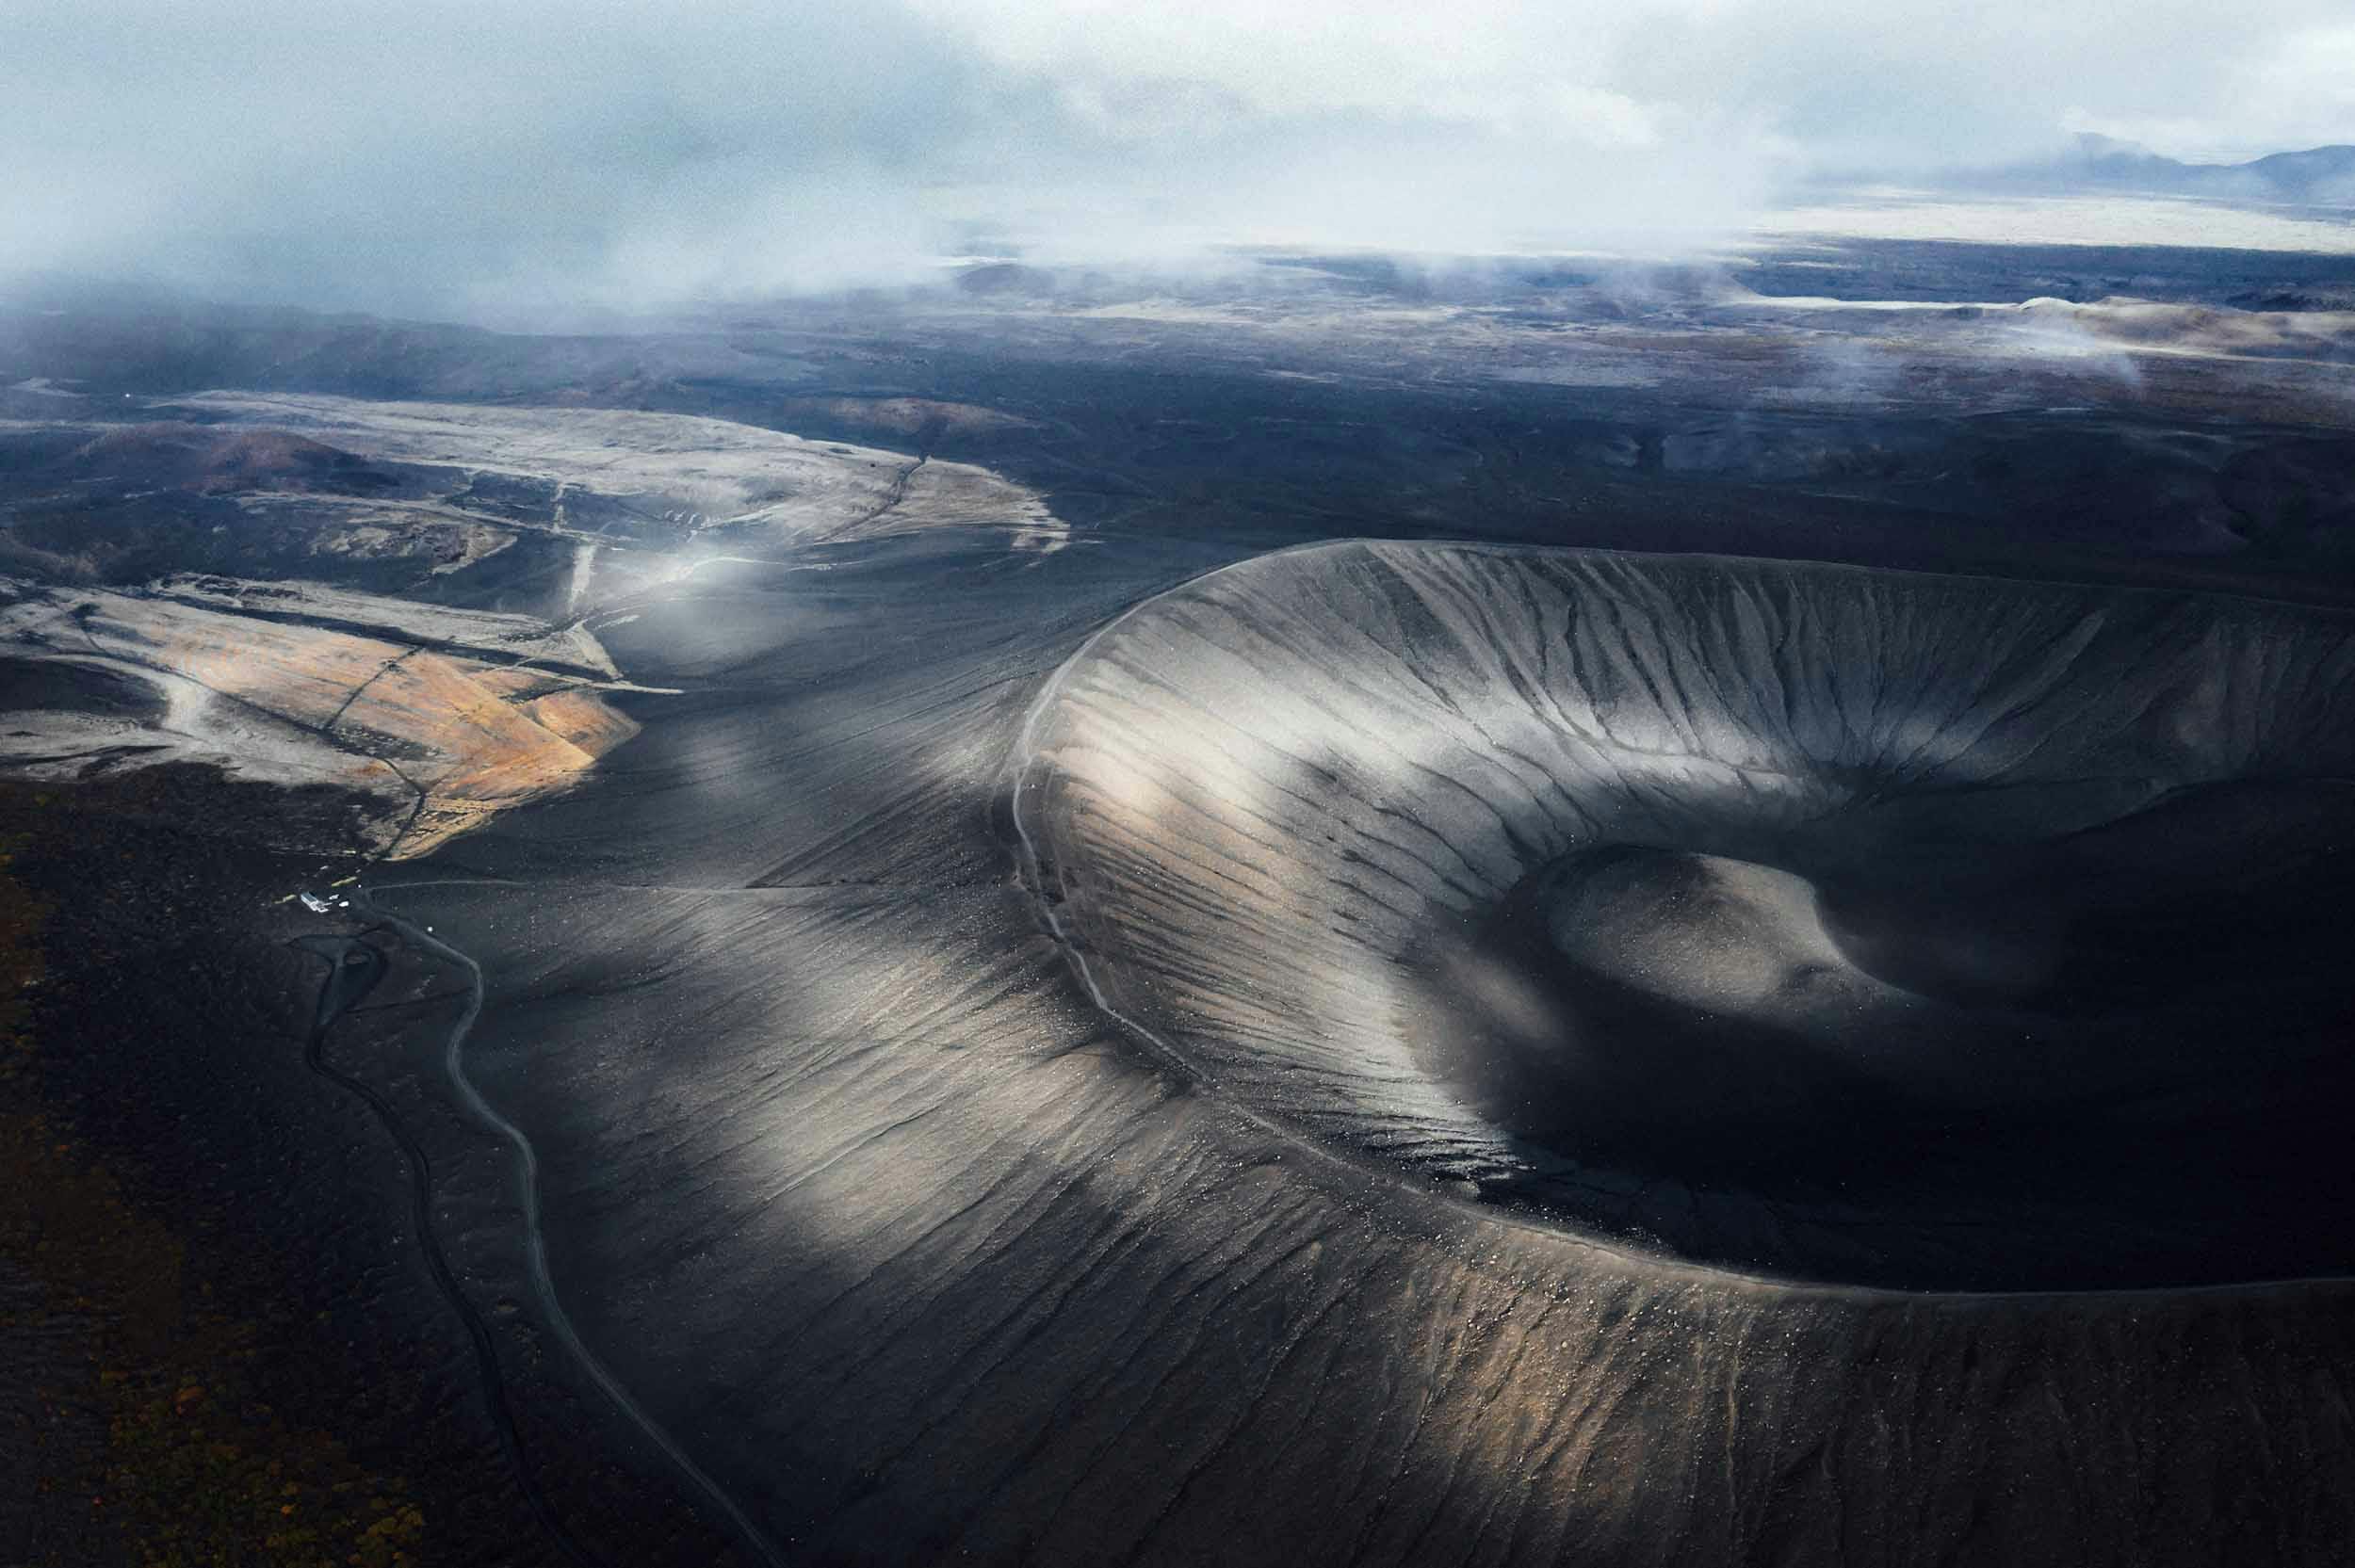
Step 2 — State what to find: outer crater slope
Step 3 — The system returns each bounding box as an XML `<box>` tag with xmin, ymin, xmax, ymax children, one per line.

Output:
<box><xmin>1016</xmin><ymin>541</ymin><xmax>2355</xmax><ymax>1290</ymax></box>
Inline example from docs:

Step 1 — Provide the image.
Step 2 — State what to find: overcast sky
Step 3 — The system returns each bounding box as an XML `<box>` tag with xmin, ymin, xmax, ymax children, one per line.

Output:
<box><xmin>6</xmin><ymin>0</ymin><xmax>2350</xmax><ymax>319</ymax></box>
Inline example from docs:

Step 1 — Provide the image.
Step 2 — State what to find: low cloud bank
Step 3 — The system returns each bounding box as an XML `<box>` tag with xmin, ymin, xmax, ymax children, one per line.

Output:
<box><xmin>4</xmin><ymin>0</ymin><xmax>2347</xmax><ymax>322</ymax></box>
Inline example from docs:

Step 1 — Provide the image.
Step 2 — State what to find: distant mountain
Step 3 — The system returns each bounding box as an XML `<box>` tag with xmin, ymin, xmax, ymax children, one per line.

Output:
<box><xmin>2237</xmin><ymin>144</ymin><xmax>2355</xmax><ymax>203</ymax></box>
<box><xmin>1959</xmin><ymin>136</ymin><xmax>2355</xmax><ymax>205</ymax></box>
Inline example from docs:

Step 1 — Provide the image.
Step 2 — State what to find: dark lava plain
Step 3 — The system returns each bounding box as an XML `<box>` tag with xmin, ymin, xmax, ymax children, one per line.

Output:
<box><xmin>6</xmin><ymin>233</ymin><xmax>2355</xmax><ymax>1566</ymax></box>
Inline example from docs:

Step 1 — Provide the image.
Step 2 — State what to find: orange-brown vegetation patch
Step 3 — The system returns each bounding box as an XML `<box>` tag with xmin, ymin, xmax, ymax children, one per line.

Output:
<box><xmin>521</xmin><ymin>687</ymin><xmax>644</xmax><ymax>756</ymax></box>
<box><xmin>340</xmin><ymin>652</ymin><xmax>636</xmax><ymax>854</ymax></box>
<box><xmin>45</xmin><ymin>591</ymin><xmax>639</xmax><ymax>859</ymax></box>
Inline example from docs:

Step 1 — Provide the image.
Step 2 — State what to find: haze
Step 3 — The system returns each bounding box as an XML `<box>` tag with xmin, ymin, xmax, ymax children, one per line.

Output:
<box><xmin>6</xmin><ymin>0</ymin><xmax>2351</xmax><ymax>320</ymax></box>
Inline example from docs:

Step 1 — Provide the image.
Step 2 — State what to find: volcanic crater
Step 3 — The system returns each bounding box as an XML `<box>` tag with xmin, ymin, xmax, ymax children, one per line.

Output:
<box><xmin>1016</xmin><ymin>541</ymin><xmax>2355</xmax><ymax>1291</ymax></box>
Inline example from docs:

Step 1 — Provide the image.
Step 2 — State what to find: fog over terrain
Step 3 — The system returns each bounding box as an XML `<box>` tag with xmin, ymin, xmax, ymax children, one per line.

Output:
<box><xmin>5</xmin><ymin>0</ymin><xmax>2351</xmax><ymax>317</ymax></box>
